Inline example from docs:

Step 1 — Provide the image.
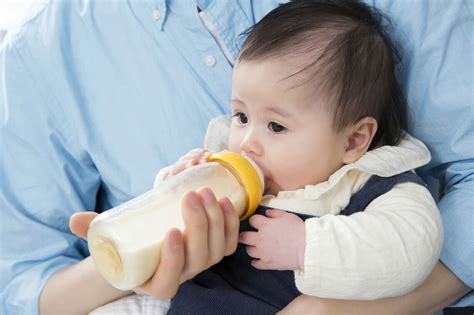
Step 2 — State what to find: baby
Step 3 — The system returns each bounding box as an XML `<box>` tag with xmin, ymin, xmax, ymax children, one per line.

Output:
<box><xmin>167</xmin><ymin>1</ymin><xmax>442</xmax><ymax>313</ymax></box>
<box><xmin>91</xmin><ymin>0</ymin><xmax>442</xmax><ymax>314</ymax></box>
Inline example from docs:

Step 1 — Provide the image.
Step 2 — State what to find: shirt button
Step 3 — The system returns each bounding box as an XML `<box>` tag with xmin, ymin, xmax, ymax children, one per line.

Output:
<box><xmin>205</xmin><ymin>55</ymin><xmax>216</xmax><ymax>67</ymax></box>
<box><xmin>152</xmin><ymin>10</ymin><xmax>161</xmax><ymax>20</ymax></box>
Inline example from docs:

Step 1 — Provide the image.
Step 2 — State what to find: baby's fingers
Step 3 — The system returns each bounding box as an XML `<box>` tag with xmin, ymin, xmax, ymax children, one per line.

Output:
<box><xmin>239</xmin><ymin>231</ymin><xmax>258</xmax><ymax>246</ymax></box>
<box><xmin>248</xmin><ymin>214</ymin><xmax>268</xmax><ymax>229</ymax></box>
<box><xmin>265</xmin><ymin>209</ymin><xmax>287</xmax><ymax>218</ymax></box>
<box><xmin>246</xmin><ymin>246</ymin><xmax>260</xmax><ymax>259</ymax></box>
<box><xmin>177</xmin><ymin>148</ymin><xmax>205</xmax><ymax>161</ymax></box>
<box><xmin>170</xmin><ymin>159</ymin><xmax>188</xmax><ymax>175</ymax></box>
<box><xmin>171</xmin><ymin>149</ymin><xmax>209</xmax><ymax>175</ymax></box>
<box><xmin>180</xmin><ymin>148</ymin><xmax>207</xmax><ymax>163</ymax></box>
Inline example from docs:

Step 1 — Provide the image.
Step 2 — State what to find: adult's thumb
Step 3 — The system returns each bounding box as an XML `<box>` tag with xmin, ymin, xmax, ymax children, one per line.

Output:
<box><xmin>69</xmin><ymin>212</ymin><xmax>98</xmax><ymax>240</ymax></box>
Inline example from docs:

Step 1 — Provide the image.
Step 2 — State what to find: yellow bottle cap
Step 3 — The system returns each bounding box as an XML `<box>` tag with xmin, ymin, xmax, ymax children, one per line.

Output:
<box><xmin>208</xmin><ymin>151</ymin><xmax>264</xmax><ymax>220</ymax></box>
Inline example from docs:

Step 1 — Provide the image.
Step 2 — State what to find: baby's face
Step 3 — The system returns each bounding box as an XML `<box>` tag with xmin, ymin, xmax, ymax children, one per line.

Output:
<box><xmin>229</xmin><ymin>59</ymin><xmax>347</xmax><ymax>195</ymax></box>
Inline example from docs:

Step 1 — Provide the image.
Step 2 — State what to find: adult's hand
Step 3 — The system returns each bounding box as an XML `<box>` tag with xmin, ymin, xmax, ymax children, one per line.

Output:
<box><xmin>278</xmin><ymin>262</ymin><xmax>471</xmax><ymax>315</ymax></box>
<box><xmin>69</xmin><ymin>187</ymin><xmax>240</xmax><ymax>299</ymax></box>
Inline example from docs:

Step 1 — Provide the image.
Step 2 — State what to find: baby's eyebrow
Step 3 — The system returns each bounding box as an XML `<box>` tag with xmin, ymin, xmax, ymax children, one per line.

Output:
<box><xmin>230</xmin><ymin>99</ymin><xmax>248</xmax><ymax>112</ymax></box>
<box><xmin>266</xmin><ymin>105</ymin><xmax>292</xmax><ymax>118</ymax></box>
<box><xmin>231</xmin><ymin>98</ymin><xmax>245</xmax><ymax>104</ymax></box>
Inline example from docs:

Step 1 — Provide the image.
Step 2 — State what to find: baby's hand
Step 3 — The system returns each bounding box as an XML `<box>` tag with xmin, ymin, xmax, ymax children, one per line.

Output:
<box><xmin>170</xmin><ymin>148</ymin><xmax>210</xmax><ymax>176</ymax></box>
<box><xmin>239</xmin><ymin>209</ymin><xmax>306</xmax><ymax>271</ymax></box>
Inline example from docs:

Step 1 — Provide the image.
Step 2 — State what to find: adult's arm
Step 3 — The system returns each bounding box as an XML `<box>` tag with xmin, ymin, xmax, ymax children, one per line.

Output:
<box><xmin>51</xmin><ymin>189</ymin><xmax>240</xmax><ymax>315</ymax></box>
<box><xmin>0</xmin><ymin>30</ymin><xmax>109</xmax><ymax>313</ymax></box>
<box><xmin>281</xmin><ymin>262</ymin><xmax>470</xmax><ymax>315</ymax></box>
<box><xmin>39</xmin><ymin>257</ymin><xmax>131</xmax><ymax>315</ymax></box>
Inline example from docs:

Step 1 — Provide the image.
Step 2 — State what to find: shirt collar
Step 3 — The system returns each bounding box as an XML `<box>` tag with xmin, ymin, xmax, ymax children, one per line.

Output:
<box><xmin>150</xmin><ymin>0</ymin><xmax>252</xmax><ymax>57</ymax></box>
<box><xmin>194</xmin><ymin>0</ymin><xmax>254</xmax><ymax>59</ymax></box>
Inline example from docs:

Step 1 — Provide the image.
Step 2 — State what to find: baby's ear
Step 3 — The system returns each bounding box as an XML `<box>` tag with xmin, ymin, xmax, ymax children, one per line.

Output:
<box><xmin>342</xmin><ymin>117</ymin><xmax>377</xmax><ymax>164</ymax></box>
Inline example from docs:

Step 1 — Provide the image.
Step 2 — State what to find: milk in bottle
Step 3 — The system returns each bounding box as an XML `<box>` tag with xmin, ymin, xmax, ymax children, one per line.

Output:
<box><xmin>87</xmin><ymin>151</ymin><xmax>264</xmax><ymax>290</ymax></box>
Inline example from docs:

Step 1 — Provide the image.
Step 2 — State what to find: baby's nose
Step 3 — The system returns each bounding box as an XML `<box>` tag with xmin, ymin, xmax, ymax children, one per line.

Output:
<box><xmin>240</xmin><ymin>131</ymin><xmax>263</xmax><ymax>156</ymax></box>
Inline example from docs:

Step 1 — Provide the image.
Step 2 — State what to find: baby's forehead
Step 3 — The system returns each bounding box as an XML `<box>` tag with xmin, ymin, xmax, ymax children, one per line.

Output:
<box><xmin>237</xmin><ymin>51</ymin><xmax>327</xmax><ymax>84</ymax></box>
<box><xmin>234</xmin><ymin>55</ymin><xmax>333</xmax><ymax>108</ymax></box>
<box><xmin>274</xmin><ymin>56</ymin><xmax>333</xmax><ymax>101</ymax></box>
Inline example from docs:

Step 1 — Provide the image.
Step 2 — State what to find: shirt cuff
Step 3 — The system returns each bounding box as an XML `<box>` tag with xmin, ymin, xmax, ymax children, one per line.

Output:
<box><xmin>153</xmin><ymin>166</ymin><xmax>173</xmax><ymax>187</ymax></box>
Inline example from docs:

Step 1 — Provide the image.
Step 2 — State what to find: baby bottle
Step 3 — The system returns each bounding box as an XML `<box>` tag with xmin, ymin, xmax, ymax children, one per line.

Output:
<box><xmin>87</xmin><ymin>151</ymin><xmax>264</xmax><ymax>290</ymax></box>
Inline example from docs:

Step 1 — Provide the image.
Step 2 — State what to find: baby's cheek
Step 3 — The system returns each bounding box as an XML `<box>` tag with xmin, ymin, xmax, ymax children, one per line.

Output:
<box><xmin>227</xmin><ymin>143</ymin><xmax>239</xmax><ymax>153</ymax></box>
<box><xmin>272</xmin><ymin>172</ymin><xmax>298</xmax><ymax>192</ymax></box>
<box><xmin>227</xmin><ymin>127</ymin><xmax>241</xmax><ymax>152</ymax></box>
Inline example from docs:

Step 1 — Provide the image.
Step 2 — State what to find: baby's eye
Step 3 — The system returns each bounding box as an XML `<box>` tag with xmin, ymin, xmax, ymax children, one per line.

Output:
<box><xmin>232</xmin><ymin>112</ymin><xmax>248</xmax><ymax>125</ymax></box>
<box><xmin>268</xmin><ymin>122</ymin><xmax>285</xmax><ymax>133</ymax></box>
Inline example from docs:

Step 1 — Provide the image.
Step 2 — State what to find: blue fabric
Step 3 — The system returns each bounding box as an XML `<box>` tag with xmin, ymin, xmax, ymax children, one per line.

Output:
<box><xmin>0</xmin><ymin>1</ymin><xmax>280</xmax><ymax>314</ymax></box>
<box><xmin>169</xmin><ymin>172</ymin><xmax>426</xmax><ymax>314</ymax></box>
<box><xmin>0</xmin><ymin>0</ymin><xmax>472</xmax><ymax>313</ymax></box>
<box><xmin>363</xmin><ymin>0</ymin><xmax>474</xmax><ymax>306</ymax></box>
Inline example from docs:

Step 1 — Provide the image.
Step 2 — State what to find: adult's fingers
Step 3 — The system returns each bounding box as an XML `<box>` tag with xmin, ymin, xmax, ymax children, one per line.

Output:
<box><xmin>180</xmin><ymin>191</ymin><xmax>209</xmax><ymax>279</ymax></box>
<box><xmin>199</xmin><ymin>188</ymin><xmax>226</xmax><ymax>266</ymax></box>
<box><xmin>220</xmin><ymin>197</ymin><xmax>240</xmax><ymax>256</ymax></box>
<box><xmin>136</xmin><ymin>228</ymin><xmax>185</xmax><ymax>299</ymax></box>
<box><xmin>69</xmin><ymin>212</ymin><xmax>98</xmax><ymax>240</ymax></box>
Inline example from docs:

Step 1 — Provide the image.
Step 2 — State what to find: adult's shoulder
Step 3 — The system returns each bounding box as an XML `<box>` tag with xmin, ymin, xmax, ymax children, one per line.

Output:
<box><xmin>2</xmin><ymin>0</ymin><xmax>140</xmax><ymax>61</ymax></box>
<box><xmin>3</xmin><ymin>0</ymin><xmax>85</xmax><ymax>51</ymax></box>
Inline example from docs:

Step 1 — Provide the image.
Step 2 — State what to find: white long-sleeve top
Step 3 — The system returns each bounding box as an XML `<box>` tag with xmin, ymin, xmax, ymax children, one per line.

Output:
<box><xmin>158</xmin><ymin>116</ymin><xmax>443</xmax><ymax>300</ymax></box>
<box><xmin>264</xmin><ymin>137</ymin><xmax>443</xmax><ymax>300</ymax></box>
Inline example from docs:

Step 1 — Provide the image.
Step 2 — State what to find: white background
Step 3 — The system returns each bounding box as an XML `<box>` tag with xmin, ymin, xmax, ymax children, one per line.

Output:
<box><xmin>0</xmin><ymin>0</ymin><xmax>47</xmax><ymax>42</ymax></box>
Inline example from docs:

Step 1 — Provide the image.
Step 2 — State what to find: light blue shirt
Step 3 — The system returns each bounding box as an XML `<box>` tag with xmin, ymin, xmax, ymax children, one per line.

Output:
<box><xmin>1</xmin><ymin>0</ymin><xmax>472</xmax><ymax>314</ymax></box>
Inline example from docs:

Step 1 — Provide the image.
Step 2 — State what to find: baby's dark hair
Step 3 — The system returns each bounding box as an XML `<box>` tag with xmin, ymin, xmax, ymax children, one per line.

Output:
<box><xmin>238</xmin><ymin>0</ymin><xmax>408</xmax><ymax>148</ymax></box>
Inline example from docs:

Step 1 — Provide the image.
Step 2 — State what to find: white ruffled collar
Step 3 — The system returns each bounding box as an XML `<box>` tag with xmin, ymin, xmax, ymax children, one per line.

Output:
<box><xmin>261</xmin><ymin>134</ymin><xmax>430</xmax><ymax>214</ymax></box>
<box><xmin>300</xmin><ymin>133</ymin><xmax>429</xmax><ymax>200</ymax></box>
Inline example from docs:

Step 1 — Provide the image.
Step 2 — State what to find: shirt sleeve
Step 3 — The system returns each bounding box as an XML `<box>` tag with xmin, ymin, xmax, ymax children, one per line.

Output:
<box><xmin>294</xmin><ymin>182</ymin><xmax>443</xmax><ymax>299</ymax></box>
<box><xmin>0</xmin><ymin>37</ymin><xmax>101</xmax><ymax>314</ymax></box>
<box><xmin>203</xmin><ymin>115</ymin><xmax>231</xmax><ymax>152</ymax></box>
<box><xmin>438</xmin><ymin>161</ymin><xmax>474</xmax><ymax>291</ymax></box>
<box><xmin>153</xmin><ymin>115</ymin><xmax>231</xmax><ymax>186</ymax></box>
<box><xmin>153</xmin><ymin>165</ymin><xmax>173</xmax><ymax>187</ymax></box>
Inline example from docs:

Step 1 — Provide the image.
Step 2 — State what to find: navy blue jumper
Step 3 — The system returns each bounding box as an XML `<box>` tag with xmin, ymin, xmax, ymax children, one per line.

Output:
<box><xmin>169</xmin><ymin>171</ymin><xmax>426</xmax><ymax>314</ymax></box>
